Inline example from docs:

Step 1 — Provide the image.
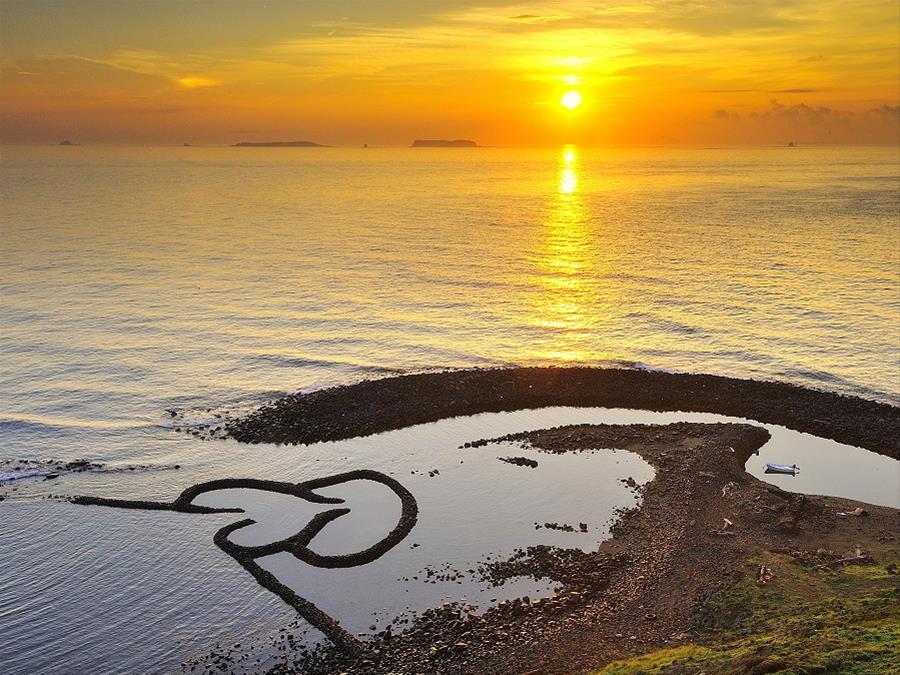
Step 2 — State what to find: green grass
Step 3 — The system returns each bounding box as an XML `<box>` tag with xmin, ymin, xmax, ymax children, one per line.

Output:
<box><xmin>594</xmin><ymin>551</ymin><xmax>900</xmax><ymax>675</ymax></box>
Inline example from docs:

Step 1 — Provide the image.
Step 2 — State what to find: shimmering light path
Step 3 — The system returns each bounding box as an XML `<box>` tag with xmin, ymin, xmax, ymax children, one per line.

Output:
<box><xmin>0</xmin><ymin>144</ymin><xmax>897</xmax><ymax>673</ymax></box>
<box><xmin>2</xmin><ymin>145</ymin><xmax>898</xmax><ymax>434</ymax></box>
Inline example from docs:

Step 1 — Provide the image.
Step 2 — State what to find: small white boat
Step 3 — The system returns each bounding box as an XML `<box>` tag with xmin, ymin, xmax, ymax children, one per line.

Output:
<box><xmin>764</xmin><ymin>463</ymin><xmax>799</xmax><ymax>475</ymax></box>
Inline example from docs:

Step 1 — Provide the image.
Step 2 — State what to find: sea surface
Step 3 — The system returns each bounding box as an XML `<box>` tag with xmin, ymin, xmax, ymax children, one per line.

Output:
<box><xmin>2</xmin><ymin>145</ymin><xmax>899</xmax><ymax>420</ymax></box>
<box><xmin>1</xmin><ymin>145</ymin><xmax>899</xmax><ymax>674</ymax></box>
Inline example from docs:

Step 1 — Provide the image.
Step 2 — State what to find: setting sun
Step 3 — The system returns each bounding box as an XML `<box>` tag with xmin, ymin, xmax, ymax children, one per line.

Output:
<box><xmin>561</xmin><ymin>91</ymin><xmax>582</xmax><ymax>110</ymax></box>
<box><xmin>1</xmin><ymin>2</ymin><xmax>899</xmax><ymax>674</ymax></box>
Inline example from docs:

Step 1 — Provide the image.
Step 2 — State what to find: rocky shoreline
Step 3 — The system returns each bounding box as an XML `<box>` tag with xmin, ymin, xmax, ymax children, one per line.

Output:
<box><xmin>192</xmin><ymin>368</ymin><xmax>899</xmax><ymax>673</ymax></box>
<box><xmin>227</xmin><ymin>420</ymin><xmax>896</xmax><ymax>674</ymax></box>
<box><xmin>224</xmin><ymin>367</ymin><xmax>899</xmax><ymax>457</ymax></box>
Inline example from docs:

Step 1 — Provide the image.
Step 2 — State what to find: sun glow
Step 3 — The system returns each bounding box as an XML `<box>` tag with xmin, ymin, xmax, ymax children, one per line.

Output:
<box><xmin>561</xmin><ymin>91</ymin><xmax>582</xmax><ymax>110</ymax></box>
<box><xmin>526</xmin><ymin>145</ymin><xmax>603</xmax><ymax>363</ymax></box>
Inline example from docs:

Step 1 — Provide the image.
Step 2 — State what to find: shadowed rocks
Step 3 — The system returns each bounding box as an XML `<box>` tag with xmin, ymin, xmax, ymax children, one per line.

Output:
<box><xmin>72</xmin><ymin>470</ymin><xmax>419</xmax><ymax>654</ymax></box>
<box><xmin>224</xmin><ymin>367</ymin><xmax>899</xmax><ymax>458</ymax></box>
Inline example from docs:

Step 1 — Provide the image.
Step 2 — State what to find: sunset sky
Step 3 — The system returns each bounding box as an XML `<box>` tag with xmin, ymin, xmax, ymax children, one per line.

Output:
<box><xmin>1</xmin><ymin>0</ymin><xmax>898</xmax><ymax>145</ymax></box>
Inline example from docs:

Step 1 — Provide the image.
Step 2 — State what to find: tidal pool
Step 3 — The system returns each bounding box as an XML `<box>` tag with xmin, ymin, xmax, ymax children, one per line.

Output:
<box><xmin>0</xmin><ymin>406</ymin><xmax>895</xmax><ymax>675</ymax></box>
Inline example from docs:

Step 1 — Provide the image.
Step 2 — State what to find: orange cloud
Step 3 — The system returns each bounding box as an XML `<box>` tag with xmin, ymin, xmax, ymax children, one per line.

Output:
<box><xmin>0</xmin><ymin>0</ymin><xmax>897</xmax><ymax>145</ymax></box>
<box><xmin>176</xmin><ymin>76</ymin><xmax>221</xmax><ymax>89</ymax></box>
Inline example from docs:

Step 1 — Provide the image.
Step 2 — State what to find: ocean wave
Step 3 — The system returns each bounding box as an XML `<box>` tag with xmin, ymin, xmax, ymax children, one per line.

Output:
<box><xmin>0</xmin><ymin>470</ymin><xmax>51</xmax><ymax>484</ymax></box>
<box><xmin>622</xmin><ymin>312</ymin><xmax>704</xmax><ymax>335</ymax></box>
<box><xmin>629</xmin><ymin>362</ymin><xmax>676</xmax><ymax>373</ymax></box>
<box><xmin>156</xmin><ymin>413</ymin><xmax>225</xmax><ymax>429</ymax></box>
<box><xmin>250</xmin><ymin>354</ymin><xmax>406</xmax><ymax>375</ymax></box>
<box><xmin>774</xmin><ymin>367</ymin><xmax>896</xmax><ymax>403</ymax></box>
<box><xmin>0</xmin><ymin>416</ymin><xmax>147</xmax><ymax>434</ymax></box>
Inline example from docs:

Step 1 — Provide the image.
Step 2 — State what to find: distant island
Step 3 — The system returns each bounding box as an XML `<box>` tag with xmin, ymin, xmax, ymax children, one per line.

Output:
<box><xmin>411</xmin><ymin>139</ymin><xmax>478</xmax><ymax>147</ymax></box>
<box><xmin>59</xmin><ymin>139</ymin><xmax>76</xmax><ymax>146</ymax></box>
<box><xmin>232</xmin><ymin>140</ymin><xmax>326</xmax><ymax>147</ymax></box>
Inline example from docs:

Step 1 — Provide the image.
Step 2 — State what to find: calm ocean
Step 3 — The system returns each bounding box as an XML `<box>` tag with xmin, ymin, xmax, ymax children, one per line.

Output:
<box><xmin>3</xmin><ymin>146</ymin><xmax>898</xmax><ymax>429</ymax></box>
<box><xmin>0</xmin><ymin>145</ymin><xmax>898</xmax><ymax>674</ymax></box>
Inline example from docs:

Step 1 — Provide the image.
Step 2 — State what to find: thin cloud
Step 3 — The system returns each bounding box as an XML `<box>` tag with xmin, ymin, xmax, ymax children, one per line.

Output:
<box><xmin>507</xmin><ymin>14</ymin><xmax>569</xmax><ymax>24</ymax></box>
<box><xmin>177</xmin><ymin>76</ymin><xmax>220</xmax><ymax>89</ymax></box>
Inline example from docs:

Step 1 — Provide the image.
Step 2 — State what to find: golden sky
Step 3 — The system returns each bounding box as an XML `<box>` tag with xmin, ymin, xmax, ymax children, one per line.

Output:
<box><xmin>1</xmin><ymin>0</ymin><xmax>898</xmax><ymax>145</ymax></box>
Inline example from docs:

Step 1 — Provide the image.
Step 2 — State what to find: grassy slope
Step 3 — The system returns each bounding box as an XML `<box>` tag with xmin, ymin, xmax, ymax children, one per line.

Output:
<box><xmin>595</xmin><ymin>548</ymin><xmax>900</xmax><ymax>675</ymax></box>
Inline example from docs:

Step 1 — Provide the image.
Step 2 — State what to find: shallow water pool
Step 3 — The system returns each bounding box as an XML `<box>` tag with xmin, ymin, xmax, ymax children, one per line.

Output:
<box><xmin>0</xmin><ymin>406</ymin><xmax>895</xmax><ymax>675</ymax></box>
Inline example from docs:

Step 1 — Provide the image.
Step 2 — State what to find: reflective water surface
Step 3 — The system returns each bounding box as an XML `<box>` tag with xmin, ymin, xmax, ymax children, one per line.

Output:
<box><xmin>2</xmin><ymin>145</ymin><xmax>898</xmax><ymax>424</ymax></box>
<box><xmin>1</xmin><ymin>408</ymin><xmax>657</xmax><ymax>675</ymax></box>
<box><xmin>1</xmin><ymin>146</ymin><xmax>898</xmax><ymax>673</ymax></box>
<box><xmin>1</xmin><ymin>406</ymin><xmax>896</xmax><ymax>675</ymax></box>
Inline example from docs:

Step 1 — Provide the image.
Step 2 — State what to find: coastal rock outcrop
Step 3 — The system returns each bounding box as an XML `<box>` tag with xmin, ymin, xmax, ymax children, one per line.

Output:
<box><xmin>411</xmin><ymin>139</ymin><xmax>478</xmax><ymax>147</ymax></box>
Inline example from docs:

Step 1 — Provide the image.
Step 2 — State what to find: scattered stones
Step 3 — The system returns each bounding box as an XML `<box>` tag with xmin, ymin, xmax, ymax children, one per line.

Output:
<box><xmin>113</xmin><ymin>369</ymin><xmax>899</xmax><ymax>674</ymax></box>
<box><xmin>534</xmin><ymin>522</ymin><xmax>587</xmax><ymax>533</ymax></box>
<box><xmin>0</xmin><ymin>457</ymin><xmax>181</xmax><ymax>489</ymax></box>
<box><xmin>498</xmin><ymin>456</ymin><xmax>538</xmax><ymax>468</ymax></box>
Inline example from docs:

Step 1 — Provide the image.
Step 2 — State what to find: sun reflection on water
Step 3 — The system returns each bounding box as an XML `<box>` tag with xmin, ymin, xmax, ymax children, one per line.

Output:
<box><xmin>528</xmin><ymin>146</ymin><xmax>603</xmax><ymax>362</ymax></box>
<box><xmin>559</xmin><ymin>148</ymin><xmax>578</xmax><ymax>195</ymax></box>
